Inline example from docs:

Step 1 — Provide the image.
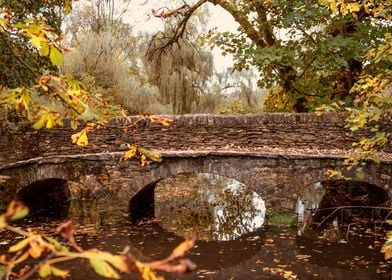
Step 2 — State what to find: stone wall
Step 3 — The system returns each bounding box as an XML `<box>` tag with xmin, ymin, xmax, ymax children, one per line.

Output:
<box><xmin>1</xmin><ymin>152</ymin><xmax>391</xmax><ymax>212</ymax></box>
<box><xmin>0</xmin><ymin>113</ymin><xmax>391</xmax><ymax>167</ymax></box>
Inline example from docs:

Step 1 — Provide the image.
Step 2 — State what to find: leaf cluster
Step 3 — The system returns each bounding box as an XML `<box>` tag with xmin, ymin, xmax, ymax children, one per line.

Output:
<box><xmin>0</xmin><ymin>201</ymin><xmax>196</xmax><ymax>279</ymax></box>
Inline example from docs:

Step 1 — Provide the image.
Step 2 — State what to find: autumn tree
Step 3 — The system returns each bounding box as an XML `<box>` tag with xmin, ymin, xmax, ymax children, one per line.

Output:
<box><xmin>148</xmin><ymin>0</ymin><xmax>391</xmax><ymax>113</ymax></box>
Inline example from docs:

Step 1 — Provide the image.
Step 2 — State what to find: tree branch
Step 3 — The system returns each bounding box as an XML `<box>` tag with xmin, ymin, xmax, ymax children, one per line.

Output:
<box><xmin>211</xmin><ymin>0</ymin><xmax>266</xmax><ymax>47</ymax></box>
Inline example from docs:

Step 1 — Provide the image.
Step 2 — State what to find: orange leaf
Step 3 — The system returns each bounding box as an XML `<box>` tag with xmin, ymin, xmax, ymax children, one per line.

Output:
<box><xmin>170</xmin><ymin>237</ymin><xmax>195</xmax><ymax>260</ymax></box>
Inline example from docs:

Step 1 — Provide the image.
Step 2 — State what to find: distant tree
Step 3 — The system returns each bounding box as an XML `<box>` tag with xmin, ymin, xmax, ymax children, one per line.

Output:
<box><xmin>62</xmin><ymin>0</ymin><xmax>165</xmax><ymax>114</ymax></box>
<box><xmin>145</xmin><ymin>11</ymin><xmax>214</xmax><ymax>114</ymax></box>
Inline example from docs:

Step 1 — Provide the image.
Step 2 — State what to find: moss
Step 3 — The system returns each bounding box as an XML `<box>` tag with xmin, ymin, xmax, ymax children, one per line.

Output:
<box><xmin>64</xmin><ymin>160</ymin><xmax>104</xmax><ymax>174</ymax></box>
<box><xmin>267</xmin><ymin>212</ymin><xmax>298</xmax><ymax>227</ymax></box>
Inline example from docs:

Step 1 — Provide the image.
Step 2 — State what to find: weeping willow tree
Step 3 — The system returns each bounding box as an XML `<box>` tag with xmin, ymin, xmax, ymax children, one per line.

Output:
<box><xmin>145</xmin><ymin>21</ymin><xmax>213</xmax><ymax>114</ymax></box>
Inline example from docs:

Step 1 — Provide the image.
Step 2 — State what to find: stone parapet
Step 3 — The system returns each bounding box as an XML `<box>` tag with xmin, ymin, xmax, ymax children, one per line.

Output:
<box><xmin>1</xmin><ymin>113</ymin><xmax>391</xmax><ymax>166</ymax></box>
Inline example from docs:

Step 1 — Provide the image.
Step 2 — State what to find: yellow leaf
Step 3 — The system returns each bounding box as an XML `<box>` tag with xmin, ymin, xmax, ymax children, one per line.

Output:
<box><xmin>0</xmin><ymin>215</ymin><xmax>7</xmax><ymax>229</ymax></box>
<box><xmin>348</xmin><ymin>2</ymin><xmax>360</xmax><ymax>13</ymax></box>
<box><xmin>123</xmin><ymin>144</ymin><xmax>137</xmax><ymax>160</ymax></box>
<box><xmin>138</xmin><ymin>147</ymin><xmax>162</xmax><ymax>163</ymax></box>
<box><xmin>140</xmin><ymin>155</ymin><xmax>148</xmax><ymax>167</ymax></box>
<box><xmin>51</xmin><ymin>266</ymin><xmax>69</xmax><ymax>278</ymax></box>
<box><xmin>330</xmin><ymin>1</ymin><xmax>338</xmax><ymax>13</ymax></box>
<box><xmin>33</xmin><ymin>115</ymin><xmax>47</xmax><ymax>130</ymax></box>
<box><xmin>149</xmin><ymin>116</ymin><xmax>173</xmax><ymax>126</ymax></box>
<box><xmin>39</xmin><ymin>263</ymin><xmax>51</xmax><ymax>278</ymax></box>
<box><xmin>31</xmin><ymin>35</ymin><xmax>41</xmax><ymax>48</ymax></box>
<box><xmin>71</xmin><ymin>129</ymin><xmax>89</xmax><ymax>146</ymax></box>
<box><xmin>28</xmin><ymin>238</ymin><xmax>44</xmax><ymax>258</ymax></box>
<box><xmin>64</xmin><ymin>0</ymin><xmax>73</xmax><ymax>14</ymax></box>
<box><xmin>0</xmin><ymin>18</ymin><xmax>7</xmax><ymax>29</ymax></box>
<box><xmin>340</xmin><ymin>3</ymin><xmax>348</xmax><ymax>15</ymax></box>
<box><xmin>39</xmin><ymin>263</ymin><xmax>69</xmax><ymax>278</ymax></box>
<box><xmin>9</xmin><ymin>238</ymin><xmax>29</xmax><ymax>253</ymax></box>
<box><xmin>40</xmin><ymin>44</ymin><xmax>49</xmax><ymax>56</ymax></box>
<box><xmin>170</xmin><ymin>238</ymin><xmax>195</xmax><ymax>259</ymax></box>
<box><xmin>138</xmin><ymin>264</ymin><xmax>164</xmax><ymax>280</ymax></box>
<box><xmin>46</xmin><ymin>116</ymin><xmax>54</xmax><ymax>129</ymax></box>
<box><xmin>49</xmin><ymin>45</ymin><xmax>64</xmax><ymax>66</ymax></box>
<box><xmin>89</xmin><ymin>258</ymin><xmax>120</xmax><ymax>279</ymax></box>
<box><xmin>7</xmin><ymin>200</ymin><xmax>29</xmax><ymax>221</ymax></box>
<box><xmin>44</xmin><ymin>236</ymin><xmax>68</xmax><ymax>252</ymax></box>
<box><xmin>84</xmin><ymin>250</ymin><xmax>136</xmax><ymax>274</ymax></box>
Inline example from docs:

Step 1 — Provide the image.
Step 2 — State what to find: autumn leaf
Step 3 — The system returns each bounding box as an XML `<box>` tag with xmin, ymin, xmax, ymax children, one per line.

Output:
<box><xmin>79</xmin><ymin>107</ymin><xmax>96</xmax><ymax>121</ymax></box>
<box><xmin>84</xmin><ymin>250</ymin><xmax>137</xmax><ymax>274</ymax></box>
<box><xmin>71</xmin><ymin>129</ymin><xmax>89</xmax><ymax>146</ymax></box>
<box><xmin>6</xmin><ymin>201</ymin><xmax>29</xmax><ymax>221</ymax></box>
<box><xmin>40</xmin><ymin>43</ymin><xmax>50</xmax><ymax>56</ymax></box>
<box><xmin>39</xmin><ymin>263</ymin><xmax>69</xmax><ymax>278</ymax></box>
<box><xmin>137</xmin><ymin>264</ymin><xmax>164</xmax><ymax>280</ymax></box>
<box><xmin>44</xmin><ymin>236</ymin><xmax>69</xmax><ymax>253</ymax></box>
<box><xmin>0</xmin><ymin>215</ymin><xmax>6</xmax><ymax>229</ymax></box>
<box><xmin>123</xmin><ymin>144</ymin><xmax>137</xmax><ymax>160</ymax></box>
<box><xmin>140</xmin><ymin>154</ymin><xmax>148</xmax><ymax>167</ymax></box>
<box><xmin>39</xmin><ymin>263</ymin><xmax>52</xmax><ymax>278</ymax></box>
<box><xmin>56</xmin><ymin>221</ymin><xmax>75</xmax><ymax>241</ymax></box>
<box><xmin>56</xmin><ymin>220</ymin><xmax>82</xmax><ymax>251</ymax></box>
<box><xmin>169</xmin><ymin>238</ymin><xmax>195</xmax><ymax>260</ymax></box>
<box><xmin>89</xmin><ymin>257</ymin><xmax>120</xmax><ymax>279</ymax></box>
<box><xmin>33</xmin><ymin>114</ymin><xmax>47</xmax><ymax>130</ymax></box>
<box><xmin>28</xmin><ymin>237</ymin><xmax>44</xmax><ymax>258</ymax></box>
<box><xmin>148</xmin><ymin>116</ymin><xmax>173</xmax><ymax>126</ymax></box>
<box><xmin>138</xmin><ymin>147</ymin><xmax>162</xmax><ymax>163</ymax></box>
<box><xmin>64</xmin><ymin>0</ymin><xmax>73</xmax><ymax>15</ymax></box>
<box><xmin>9</xmin><ymin>238</ymin><xmax>29</xmax><ymax>253</ymax></box>
<box><xmin>33</xmin><ymin>111</ymin><xmax>63</xmax><ymax>129</ymax></box>
<box><xmin>49</xmin><ymin>45</ymin><xmax>64</xmax><ymax>66</ymax></box>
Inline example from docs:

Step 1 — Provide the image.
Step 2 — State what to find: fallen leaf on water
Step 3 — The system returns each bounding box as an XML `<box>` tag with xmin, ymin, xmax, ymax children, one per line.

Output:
<box><xmin>295</xmin><ymin>255</ymin><xmax>311</xmax><ymax>260</ymax></box>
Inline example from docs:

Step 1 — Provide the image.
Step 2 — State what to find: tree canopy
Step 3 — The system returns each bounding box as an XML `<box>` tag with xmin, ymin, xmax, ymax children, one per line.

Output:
<box><xmin>0</xmin><ymin>0</ymin><xmax>69</xmax><ymax>87</ymax></box>
<box><xmin>155</xmin><ymin>0</ymin><xmax>391</xmax><ymax>112</ymax></box>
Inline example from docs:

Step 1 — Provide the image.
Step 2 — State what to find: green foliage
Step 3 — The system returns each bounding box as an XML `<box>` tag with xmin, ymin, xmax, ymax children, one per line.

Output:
<box><xmin>0</xmin><ymin>0</ymin><xmax>69</xmax><ymax>87</ymax></box>
<box><xmin>220</xmin><ymin>99</ymin><xmax>256</xmax><ymax>115</ymax></box>
<box><xmin>0</xmin><ymin>2</ymin><xmax>125</xmax><ymax>147</ymax></box>
<box><xmin>203</xmin><ymin>0</ymin><xmax>392</xmax><ymax>112</ymax></box>
<box><xmin>263</xmin><ymin>86</ymin><xmax>296</xmax><ymax>112</ymax></box>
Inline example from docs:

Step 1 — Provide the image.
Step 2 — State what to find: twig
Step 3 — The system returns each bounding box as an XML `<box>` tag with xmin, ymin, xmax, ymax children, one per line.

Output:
<box><xmin>317</xmin><ymin>205</ymin><xmax>392</xmax><ymax>227</ymax></box>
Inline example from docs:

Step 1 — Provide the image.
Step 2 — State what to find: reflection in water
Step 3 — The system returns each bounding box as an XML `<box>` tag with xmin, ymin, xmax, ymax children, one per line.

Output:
<box><xmin>0</xmin><ymin>199</ymin><xmax>390</xmax><ymax>279</ymax></box>
<box><xmin>154</xmin><ymin>173</ymin><xmax>266</xmax><ymax>241</ymax></box>
<box><xmin>296</xmin><ymin>182</ymin><xmax>325</xmax><ymax>235</ymax></box>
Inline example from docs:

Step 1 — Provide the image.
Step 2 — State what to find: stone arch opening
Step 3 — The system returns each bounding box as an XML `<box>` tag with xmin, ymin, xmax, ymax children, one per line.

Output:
<box><xmin>297</xmin><ymin>179</ymin><xmax>390</xmax><ymax>229</ymax></box>
<box><xmin>313</xmin><ymin>179</ymin><xmax>389</xmax><ymax>223</ymax></box>
<box><xmin>129</xmin><ymin>180</ymin><xmax>156</xmax><ymax>223</ymax></box>
<box><xmin>17</xmin><ymin>178</ymin><xmax>71</xmax><ymax>216</ymax></box>
<box><xmin>129</xmin><ymin>172</ymin><xmax>266</xmax><ymax>241</ymax></box>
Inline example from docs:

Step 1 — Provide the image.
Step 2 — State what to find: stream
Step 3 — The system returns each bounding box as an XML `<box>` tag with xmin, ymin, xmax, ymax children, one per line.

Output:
<box><xmin>0</xmin><ymin>173</ymin><xmax>390</xmax><ymax>279</ymax></box>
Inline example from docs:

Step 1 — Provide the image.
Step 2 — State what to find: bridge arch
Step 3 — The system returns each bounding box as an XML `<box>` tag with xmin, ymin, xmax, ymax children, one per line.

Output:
<box><xmin>128</xmin><ymin>170</ymin><xmax>253</xmax><ymax>222</ymax></box>
<box><xmin>17</xmin><ymin>178</ymin><xmax>71</xmax><ymax>215</ymax></box>
<box><xmin>0</xmin><ymin>153</ymin><xmax>390</xmax><ymax>213</ymax></box>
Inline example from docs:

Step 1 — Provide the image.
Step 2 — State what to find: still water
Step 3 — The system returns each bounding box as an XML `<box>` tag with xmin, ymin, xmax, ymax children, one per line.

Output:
<box><xmin>0</xmin><ymin>173</ymin><xmax>391</xmax><ymax>279</ymax></box>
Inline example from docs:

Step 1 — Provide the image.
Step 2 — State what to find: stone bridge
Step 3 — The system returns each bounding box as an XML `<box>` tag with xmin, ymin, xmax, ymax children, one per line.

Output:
<box><xmin>0</xmin><ymin>113</ymin><xmax>391</xmax><ymax>213</ymax></box>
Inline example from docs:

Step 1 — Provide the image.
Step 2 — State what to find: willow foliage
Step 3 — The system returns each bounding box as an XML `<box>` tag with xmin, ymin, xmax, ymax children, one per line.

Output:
<box><xmin>146</xmin><ymin>31</ymin><xmax>213</xmax><ymax>114</ymax></box>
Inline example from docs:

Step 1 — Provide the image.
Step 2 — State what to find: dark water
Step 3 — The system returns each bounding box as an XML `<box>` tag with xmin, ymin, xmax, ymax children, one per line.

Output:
<box><xmin>0</xmin><ymin>173</ymin><xmax>391</xmax><ymax>279</ymax></box>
